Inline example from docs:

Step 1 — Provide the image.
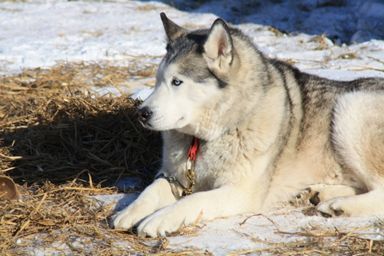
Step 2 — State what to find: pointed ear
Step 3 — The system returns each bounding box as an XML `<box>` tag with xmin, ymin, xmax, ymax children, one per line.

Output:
<box><xmin>203</xmin><ymin>18</ymin><xmax>233</xmax><ymax>70</ymax></box>
<box><xmin>160</xmin><ymin>12</ymin><xmax>187</xmax><ymax>42</ymax></box>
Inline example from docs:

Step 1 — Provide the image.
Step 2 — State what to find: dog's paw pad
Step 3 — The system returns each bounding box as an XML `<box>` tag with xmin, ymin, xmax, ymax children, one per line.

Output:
<box><xmin>290</xmin><ymin>188</ymin><xmax>321</xmax><ymax>207</ymax></box>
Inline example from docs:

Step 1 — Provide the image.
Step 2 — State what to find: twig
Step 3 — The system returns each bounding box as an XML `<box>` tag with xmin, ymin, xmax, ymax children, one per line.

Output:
<box><xmin>0</xmin><ymin>152</ymin><xmax>23</xmax><ymax>161</ymax></box>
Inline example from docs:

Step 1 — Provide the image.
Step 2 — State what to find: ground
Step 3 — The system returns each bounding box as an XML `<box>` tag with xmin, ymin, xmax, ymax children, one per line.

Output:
<box><xmin>1</xmin><ymin>0</ymin><xmax>384</xmax><ymax>255</ymax></box>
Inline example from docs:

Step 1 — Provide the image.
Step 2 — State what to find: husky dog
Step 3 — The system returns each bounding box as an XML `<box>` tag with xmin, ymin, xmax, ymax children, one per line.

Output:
<box><xmin>113</xmin><ymin>13</ymin><xmax>384</xmax><ymax>237</ymax></box>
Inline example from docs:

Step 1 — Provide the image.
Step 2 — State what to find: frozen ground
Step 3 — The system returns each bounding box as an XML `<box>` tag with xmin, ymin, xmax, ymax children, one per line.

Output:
<box><xmin>1</xmin><ymin>0</ymin><xmax>384</xmax><ymax>80</ymax></box>
<box><xmin>1</xmin><ymin>0</ymin><xmax>384</xmax><ymax>255</ymax></box>
<box><xmin>92</xmin><ymin>193</ymin><xmax>384</xmax><ymax>255</ymax></box>
<box><xmin>167</xmin><ymin>0</ymin><xmax>384</xmax><ymax>44</ymax></box>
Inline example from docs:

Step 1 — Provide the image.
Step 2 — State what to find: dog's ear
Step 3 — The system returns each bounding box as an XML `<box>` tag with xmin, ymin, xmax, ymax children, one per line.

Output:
<box><xmin>160</xmin><ymin>12</ymin><xmax>187</xmax><ymax>42</ymax></box>
<box><xmin>203</xmin><ymin>19</ymin><xmax>233</xmax><ymax>72</ymax></box>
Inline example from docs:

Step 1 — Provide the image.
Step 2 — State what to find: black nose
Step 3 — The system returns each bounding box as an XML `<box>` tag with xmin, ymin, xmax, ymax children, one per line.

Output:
<box><xmin>138</xmin><ymin>107</ymin><xmax>152</xmax><ymax>123</ymax></box>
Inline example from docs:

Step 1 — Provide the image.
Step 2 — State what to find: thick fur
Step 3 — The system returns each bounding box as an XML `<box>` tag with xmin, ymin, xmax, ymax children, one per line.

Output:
<box><xmin>113</xmin><ymin>14</ymin><xmax>384</xmax><ymax>237</ymax></box>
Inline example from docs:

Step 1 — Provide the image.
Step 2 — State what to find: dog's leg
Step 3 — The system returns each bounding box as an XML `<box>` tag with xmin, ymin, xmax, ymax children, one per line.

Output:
<box><xmin>317</xmin><ymin>189</ymin><xmax>384</xmax><ymax>217</ymax></box>
<box><xmin>137</xmin><ymin>185</ymin><xmax>252</xmax><ymax>237</ymax></box>
<box><xmin>113</xmin><ymin>178</ymin><xmax>177</xmax><ymax>230</ymax></box>
<box><xmin>292</xmin><ymin>184</ymin><xmax>358</xmax><ymax>206</ymax></box>
<box><xmin>319</xmin><ymin>92</ymin><xmax>384</xmax><ymax>217</ymax></box>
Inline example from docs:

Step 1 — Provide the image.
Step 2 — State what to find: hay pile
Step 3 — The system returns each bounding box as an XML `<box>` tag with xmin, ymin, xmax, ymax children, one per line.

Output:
<box><xmin>0</xmin><ymin>63</ymin><xmax>173</xmax><ymax>255</ymax></box>
<box><xmin>0</xmin><ymin>62</ymin><xmax>161</xmax><ymax>186</ymax></box>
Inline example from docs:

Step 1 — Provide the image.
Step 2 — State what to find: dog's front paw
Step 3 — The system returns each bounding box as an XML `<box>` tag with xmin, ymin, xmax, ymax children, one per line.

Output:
<box><xmin>137</xmin><ymin>205</ymin><xmax>188</xmax><ymax>238</ymax></box>
<box><xmin>112</xmin><ymin>203</ymin><xmax>150</xmax><ymax>230</ymax></box>
<box><xmin>316</xmin><ymin>199</ymin><xmax>347</xmax><ymax>217</ymax></box>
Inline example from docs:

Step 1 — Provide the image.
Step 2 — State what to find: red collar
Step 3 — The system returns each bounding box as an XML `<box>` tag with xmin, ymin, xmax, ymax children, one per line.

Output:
<box><xmin>187</xmin><ymin>137</ymin><xmax>200</xmax><ymax>161</ymax></box>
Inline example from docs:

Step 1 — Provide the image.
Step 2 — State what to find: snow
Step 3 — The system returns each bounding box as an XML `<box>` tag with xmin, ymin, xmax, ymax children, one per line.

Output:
<box><xmin>0</xmin><ymin>0</ymin><xmax>217</xmax><ymax>75</ymax></box>
<box><xmin>173</xmin><ymin>0</ymin><xmax>384</xmax><ymax>44</ymax></box>
<box><xmin>131</xmin><ymin>87</ymin><xmax>154</xmax><ymax>101</ymax></box>
<box><xmin>1</xmin><ymin>0</ymin><xmax>384</xmax><ymax>254</ymax></box>
<box><xmin>169</xmin><ymin>213</ymin><xmax>382</xmax><ymax>255</ymax></box>
<box><xmin>1</xmin><ymin>0</ymin><xmax>384</xmax><ymax>81</ymax></box>
<box><xmin>94</xmin><ymin>194</ymin><xmax>383</xmax><ymax>255</ymax></box>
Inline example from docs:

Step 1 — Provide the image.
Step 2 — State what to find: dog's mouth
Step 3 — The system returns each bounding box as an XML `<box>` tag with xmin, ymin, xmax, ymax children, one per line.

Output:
<box><xmin>139</xmin><ymin>119</ymin><xmax>152</xmax><ymax>129</ymax></box>
<box><xmin>138</xmin><ymin>116</ymin><xmax>186</xmax><ymax>131</ymax></box>
<box><xmin>136</xmin><ymin>107</ymin><xmax>152</xmax><ymax>129</ymax></box>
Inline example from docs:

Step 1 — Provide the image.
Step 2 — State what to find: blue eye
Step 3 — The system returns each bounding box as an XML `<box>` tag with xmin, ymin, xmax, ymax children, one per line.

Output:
<box><xmin>171</xmin><ymin>78</ymin><xmax>183</xmax><ymax>86</ymax></box>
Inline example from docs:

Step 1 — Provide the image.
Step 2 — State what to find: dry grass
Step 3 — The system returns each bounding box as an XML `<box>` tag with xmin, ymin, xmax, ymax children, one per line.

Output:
<box><xmin>0</xmin><ymin>62</ymin><xmax>159</xmax><ymax>185</ymax></box>
<box><xmin>1</xmin><ymin>182</ymin><xmax>114</xmax><ymax>255</ymax></box>
<box><xmin>0</xmin><ymin>181</ymin><xmax>210</xmax><ymax>255</ymax></box>
<box><xmin>0</xmin><ymin>61</ymin><xmax>155</xmax><ymax>96</ymax></box>
<box><xmin>230</xmin><ymin>220</ymin><xmax>384</xmax><ymax>255</ymax></box>
<box><xmin>0</xmin><ymin>63</ymin><xmax>168</xmax><ymax>255</ymax></box>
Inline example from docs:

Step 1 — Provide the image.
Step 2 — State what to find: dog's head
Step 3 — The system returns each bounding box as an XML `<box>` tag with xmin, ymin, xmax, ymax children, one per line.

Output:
<box><xmin>138</xmin><ymin>13</ymin><xmax>240</xmax><ymax>139</ymax></box>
